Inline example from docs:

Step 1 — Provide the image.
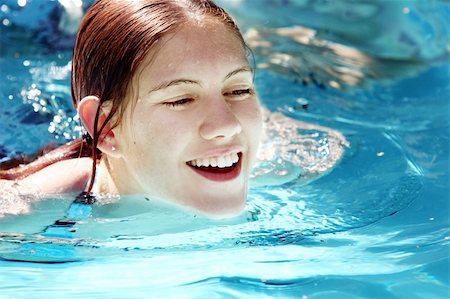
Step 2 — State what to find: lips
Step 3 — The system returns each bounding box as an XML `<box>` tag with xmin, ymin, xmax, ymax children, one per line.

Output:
<box><xmin>187</xmin><ymin>152</ymin><xmax>242</xmax><ymax>182</ymax></box>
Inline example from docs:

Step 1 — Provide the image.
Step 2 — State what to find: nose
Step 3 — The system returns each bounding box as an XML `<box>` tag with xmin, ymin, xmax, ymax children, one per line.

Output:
<box><xmin>199</xmin><ymin>99</ymin><xmax>242</xmax><ymax>141</ymax></box>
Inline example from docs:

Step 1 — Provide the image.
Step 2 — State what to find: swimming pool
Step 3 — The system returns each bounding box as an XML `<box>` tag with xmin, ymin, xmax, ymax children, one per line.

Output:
<box><xmin>0</xmin><ymin>0</ymin><xmax>449</xmax><ymax>298</ymax></box>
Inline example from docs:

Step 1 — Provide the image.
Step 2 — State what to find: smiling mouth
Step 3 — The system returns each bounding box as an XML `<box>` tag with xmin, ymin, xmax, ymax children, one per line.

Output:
<box><xmin>186</xmin><ymin>152</ymin><xmax>242</xmax><ymax>182</ymax></box>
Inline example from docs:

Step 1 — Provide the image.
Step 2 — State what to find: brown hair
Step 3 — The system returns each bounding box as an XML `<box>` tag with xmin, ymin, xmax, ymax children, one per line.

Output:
<box><xmin>0</xmin><ymin>0</ymin><xmax>248</xmax><ymax>194</ymax></box>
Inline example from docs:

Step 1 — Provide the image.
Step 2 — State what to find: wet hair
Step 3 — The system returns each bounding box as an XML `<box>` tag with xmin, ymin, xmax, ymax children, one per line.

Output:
<box><xmin>0</xmin><ymin>0</ymin><xmax>249</xmax><ymax>194</ymax></box>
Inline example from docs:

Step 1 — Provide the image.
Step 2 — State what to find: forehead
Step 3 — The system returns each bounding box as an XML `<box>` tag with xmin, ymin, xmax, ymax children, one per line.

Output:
<box><xmin>138</xmin><ymin>19</ymin><xmax>248</xmax><ymax>83</ymax></box>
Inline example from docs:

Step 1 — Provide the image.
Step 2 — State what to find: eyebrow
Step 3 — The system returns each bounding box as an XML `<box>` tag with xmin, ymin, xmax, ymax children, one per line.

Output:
<box><xmin>223</xmin><ymin>66</ymin><xmax>252</xmax><ymax>81</ymax></box>
<box><xmin>148</xmin><ymin>79</ymin><xmax>199</xmax><ymax>94</ymax></box>
<box><xmin>147</xmin><ymin>66</ymin><xmax>252</xmax><ymax>95</ymax></box>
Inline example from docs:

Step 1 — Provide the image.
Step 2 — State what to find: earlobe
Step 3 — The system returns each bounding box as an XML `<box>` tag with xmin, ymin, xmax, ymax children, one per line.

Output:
<box><xmin>77</xmin><ymin>96</ymin><xmax>121</xmax><ymax>158</ymax></box>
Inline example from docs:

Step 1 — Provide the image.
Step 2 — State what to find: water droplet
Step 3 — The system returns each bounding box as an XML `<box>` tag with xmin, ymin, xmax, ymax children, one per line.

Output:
<box><xmin>17</xmin><ymin>0</ymin><xmax>27</xmax><ymax>8</ymax></box>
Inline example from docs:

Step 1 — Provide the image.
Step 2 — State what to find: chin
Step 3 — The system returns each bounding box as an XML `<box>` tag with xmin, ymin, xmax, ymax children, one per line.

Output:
<box><xmin>189</xmin><ymin>194</ymin><xmax>247</xmax><ymax>219</ymax></box>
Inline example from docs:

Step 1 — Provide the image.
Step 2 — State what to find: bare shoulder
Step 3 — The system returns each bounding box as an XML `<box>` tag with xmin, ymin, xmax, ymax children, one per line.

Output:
<box><xmin>20</xmin><ymin>157</ymin><xmax>92</xmax><ymax>195</ymax></box>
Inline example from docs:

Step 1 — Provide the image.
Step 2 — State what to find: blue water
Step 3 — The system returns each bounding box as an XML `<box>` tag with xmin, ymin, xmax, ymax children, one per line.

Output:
<box><xmin>0</xmin><ymin>0</ymin><xmax>449</xmax><ymax>298</ymax></box>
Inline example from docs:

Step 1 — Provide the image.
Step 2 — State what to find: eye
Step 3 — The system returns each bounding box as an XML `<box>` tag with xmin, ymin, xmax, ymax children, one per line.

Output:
<box><xmin>162</xmin><ymin>98</ymin><xmax>194</xmax><ymax>109</ymax></box>
<box><xmin>224</xmin><ymin>88</ymin><xmax>254</xmax><ymax>98</ymax></box>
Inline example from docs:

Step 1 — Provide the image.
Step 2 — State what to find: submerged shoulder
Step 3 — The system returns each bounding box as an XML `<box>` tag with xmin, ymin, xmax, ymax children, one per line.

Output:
<box><xmin>20</xmin><ymin>157</ymin><xmax>92</xmax><ymax>195</ymax></box>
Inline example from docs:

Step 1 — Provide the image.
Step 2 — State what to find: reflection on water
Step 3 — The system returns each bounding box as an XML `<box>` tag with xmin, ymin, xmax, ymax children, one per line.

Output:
<box><xmin>246</xmin><ymin>25</ymin><xmax>445</xmax><ymax>91</ymax></box>
<box><xmin>252</xmin><ymin>109</ymin><xmax>349</xmax><ymax>186</ymax></box>
<box><xmin>220</xmin><ymin>0</ymin><xmax>450</xmax><ymax>92</ymax></box>
<box><xmin>220</xmin><ymin>0</ymin><xmax>449</xmax><ymax>59</ymax></box>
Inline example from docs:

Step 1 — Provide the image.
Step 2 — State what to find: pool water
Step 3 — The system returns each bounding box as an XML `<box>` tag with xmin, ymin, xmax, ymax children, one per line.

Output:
<box><xmin>0</xmin><ymin>0</ymin><xmax>449</xmax><ymax>298</ymax></box>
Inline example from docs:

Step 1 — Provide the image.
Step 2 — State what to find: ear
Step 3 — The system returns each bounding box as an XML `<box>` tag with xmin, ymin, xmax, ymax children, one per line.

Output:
<box><xmin>77</xmin><ymin>95</ymin><xmax>121</xmax><ymax>158</ymax></box>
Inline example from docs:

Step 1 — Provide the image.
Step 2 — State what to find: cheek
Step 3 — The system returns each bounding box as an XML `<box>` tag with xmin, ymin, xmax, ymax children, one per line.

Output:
<box><xmin>232</xmin><ymin>100</ymin><xmax>262</xmax><ymax>170</ymax></box>
<box><xmin>236</xmin><ymin>99</ymin><xmax>263</xmax><ymax>142</ymax></box>
<box><xmin>114</xmin><ymin>110</ymin><xmax>156</xmax><ymax>158</ymax></box>
<box><xmin>129</xmin><ymin>109</ymin><xmax>194</xmax><ymax>154</ymax></box>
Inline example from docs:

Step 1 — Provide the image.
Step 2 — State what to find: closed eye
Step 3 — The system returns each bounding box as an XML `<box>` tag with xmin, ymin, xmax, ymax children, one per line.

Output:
<box><xmin>224</xmin><ymin>88</ymin><xmax>254</xmax><ymax>98</ymax></box>
<box><xmin>162</xmin><ymin>98</ymin><xmax>194</xmax><ymax>109</ymax></box>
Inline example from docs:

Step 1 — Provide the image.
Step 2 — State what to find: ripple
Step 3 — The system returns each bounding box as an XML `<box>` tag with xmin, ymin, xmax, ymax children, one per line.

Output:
<box><xmin>251</xmin><ymin>110</ymin><xmax>349</xmax><ymax>186</ymax></box>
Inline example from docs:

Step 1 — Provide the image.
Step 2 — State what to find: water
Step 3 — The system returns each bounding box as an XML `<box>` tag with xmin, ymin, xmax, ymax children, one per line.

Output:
<box><xmin>0</xmin><ymin>0</ymin><xmax>449</xmax><ymax>298</ymax></box>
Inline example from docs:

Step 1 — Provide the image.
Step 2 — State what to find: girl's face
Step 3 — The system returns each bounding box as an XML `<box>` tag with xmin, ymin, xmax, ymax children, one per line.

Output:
<box><xmin>111</xmin><ymin>20</ymin><xmax>263</xmax><ymax>218</ymax></box>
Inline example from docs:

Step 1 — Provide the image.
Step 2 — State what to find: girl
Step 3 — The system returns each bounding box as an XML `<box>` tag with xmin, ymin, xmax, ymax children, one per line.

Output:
<box><xmin>0</xmin><ymin>0</ymin><xmax>348</xmax><ymax>219</ymax></box>
<box><xmin>1</xmin><ymin>0</ymin><xmax>262</xmax><ymax>218</ymax></box>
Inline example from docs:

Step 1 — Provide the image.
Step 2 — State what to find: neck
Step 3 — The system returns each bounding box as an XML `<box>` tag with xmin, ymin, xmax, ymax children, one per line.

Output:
<box><xmin>97</xmin><ymin>156</ymin><xmax>143</xmax><ymax>195</ymax></box>
<box><xmin>95</xmin><ymin>157</ymin><xmax>116</xmax><ymax>194</ymax></box>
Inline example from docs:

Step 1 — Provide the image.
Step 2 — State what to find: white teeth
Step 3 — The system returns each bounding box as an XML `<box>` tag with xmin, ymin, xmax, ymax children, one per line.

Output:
<box><xmin>188</xmin><ymin>152</ymin><xmax>239</xmax><ymax>168</ymax></box>
<box><xmin>217</xmin><ymin>156</ymin><xmax>227</xmax><ymax>168</ymax></box>
<box><xmin>200</xmin><ymin>158</ymin><xmax>209</xmax><ymax>167</ymax></box>
<box><xmin>225</xmin><ymin>155</ymin><xmax>232</xmax><ymax>166</ymax></box>
<box><xmin>210</xmin><ymin>157</ymin><xmax>218</xmax><ymax>167</ymax></box>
